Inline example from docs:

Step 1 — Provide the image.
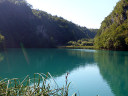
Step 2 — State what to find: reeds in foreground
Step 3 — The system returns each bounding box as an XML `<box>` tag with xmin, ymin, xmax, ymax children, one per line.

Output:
<box><xmin>0</xmin><ymin>72</ymin><xmax>76</xmax><ymax>96</ymax></box>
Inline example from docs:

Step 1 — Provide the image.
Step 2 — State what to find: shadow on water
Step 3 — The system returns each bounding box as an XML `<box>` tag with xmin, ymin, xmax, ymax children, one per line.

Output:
<box><xmin>95</xmin><ymin>50</ymin><xmax>128</xmax><ymax>96</ymax></box>
<box><xmin>0</xmin><ymin>48</ymin><xmax>95</xmax><ymax>78</ymax></box>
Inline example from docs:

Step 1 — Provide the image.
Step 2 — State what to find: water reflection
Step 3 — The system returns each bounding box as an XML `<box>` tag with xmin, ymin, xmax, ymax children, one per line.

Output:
<box><xmin>95</xmin><ymin>50</ymin><xmax>128</xmax><ymax>96</ymax></box>
<box><xmin>0</xmin><ymin>48</ymin><xmax>128</xmax><ymax>96</ymax></box>
<box><xmin>0</xmin><ymin>48</ymin><xmax>95</xmax><ymax>78</ymax></box>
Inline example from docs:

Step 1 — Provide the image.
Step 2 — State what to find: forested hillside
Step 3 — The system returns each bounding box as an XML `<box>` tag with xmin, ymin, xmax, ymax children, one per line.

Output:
<box><xmin>94</xmin><ymin>0</ymin><xmax>128</xmax><ymax>50</ymax></box>
<box><xmin>0</xmin><ymin>0</ymin><xmax>96</xmax><ymax>48</ymax></box>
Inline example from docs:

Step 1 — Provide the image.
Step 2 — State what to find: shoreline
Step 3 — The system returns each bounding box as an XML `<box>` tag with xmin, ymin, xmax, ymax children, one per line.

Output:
<box><xmin>58</xmin><ymin>46</ymin><xmax>94</xmax><ymax>49</ymax></box>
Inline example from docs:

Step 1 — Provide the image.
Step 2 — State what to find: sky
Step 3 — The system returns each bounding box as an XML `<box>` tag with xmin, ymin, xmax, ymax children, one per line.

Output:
<box><xmin>26</xmin><ymin>0</ymin><xmax>119</xmax><ymax>29</ymax></box>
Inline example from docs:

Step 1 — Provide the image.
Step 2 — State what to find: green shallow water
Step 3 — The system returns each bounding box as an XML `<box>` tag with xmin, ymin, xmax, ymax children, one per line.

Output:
<box><xmin>0</xmin><ymin>48</ymin><xmax>128</xmax><ymax>96</ymax></box>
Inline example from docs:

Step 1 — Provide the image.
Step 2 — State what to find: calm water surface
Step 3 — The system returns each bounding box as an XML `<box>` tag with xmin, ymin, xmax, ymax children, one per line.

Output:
<box><xmin>0</xmin><ymin>48</ymin><xmax>128</xmax><ymax>96</ymax></box>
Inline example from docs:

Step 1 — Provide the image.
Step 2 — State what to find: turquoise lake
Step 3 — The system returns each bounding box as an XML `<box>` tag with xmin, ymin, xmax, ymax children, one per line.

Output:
<box><xmin>0</xmin><ymin>48</ymin><xmax>128</xmax><ymax>96</ymax></box>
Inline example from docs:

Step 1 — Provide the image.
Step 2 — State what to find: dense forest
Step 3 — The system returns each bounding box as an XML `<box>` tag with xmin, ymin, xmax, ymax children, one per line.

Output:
<box><xmin>94</xmin><ymin>0</ymin><xmax>128</xmax><ymax>50</ymax></box>
<box><xmin>0</xmin><ymin>0</ymin><xmax>97</xmax><ymax>48</ymax></box>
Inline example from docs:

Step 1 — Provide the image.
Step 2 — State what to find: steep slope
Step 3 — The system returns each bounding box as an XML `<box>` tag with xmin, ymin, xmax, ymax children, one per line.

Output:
<box><xmin>0</xmin><ymin>0</ymin><xmax>96</xmax><ymax>48</ymax></box>
<box><xmin>94</xmin><ymin>0</ymin><xmax>128</xmax><ymax>50</ymax></box>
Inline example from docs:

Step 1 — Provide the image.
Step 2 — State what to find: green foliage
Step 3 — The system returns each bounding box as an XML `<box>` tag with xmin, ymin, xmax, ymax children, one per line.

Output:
<box><xmin>67</xmin><ymin>38</ymin><xmax>94</xmax><ymax>47</ymax></box>
<box><xmin>0</xmin><ymin>34</ymin><xmax>4</xmax><ymax>43</ymax></box>
<box><xmin>0</xmin><ymin>34</ymin><xmax>4</xmax><ymax>48</ymax></box>
<box><xmin>125</xmin><ymin>37</ymin><xmax>128</xmax><ymax>45</ymax></box>
<box><xmin>94</xmin><ymin>0</ymin><xmax>128</xmax><ymax>50</ymax></box>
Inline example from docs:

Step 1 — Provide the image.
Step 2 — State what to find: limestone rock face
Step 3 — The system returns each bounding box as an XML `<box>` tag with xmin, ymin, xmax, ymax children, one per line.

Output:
<box><xmin>94</xmin><ymin>0</ymin><xmax>128</xmax><ymax>50</ymax></box>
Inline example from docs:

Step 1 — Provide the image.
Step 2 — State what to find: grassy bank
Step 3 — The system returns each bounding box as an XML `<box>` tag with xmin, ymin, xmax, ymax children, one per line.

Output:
<box><xmin>0</xmin><ymin>73</ymin><xmax>75</xmax><ymax>96</ymax></box>
<box><xmin>58</xmin><ymin>46</ymin><xmax>94</xmax><ymax>49</ymax></box>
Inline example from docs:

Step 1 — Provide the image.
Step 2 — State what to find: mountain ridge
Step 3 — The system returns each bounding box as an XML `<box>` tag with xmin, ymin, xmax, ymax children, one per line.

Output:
<box><xmin>0</xmin><ymin>0</ymin><xmax>97</xmax><ymax>48</ymax></box>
